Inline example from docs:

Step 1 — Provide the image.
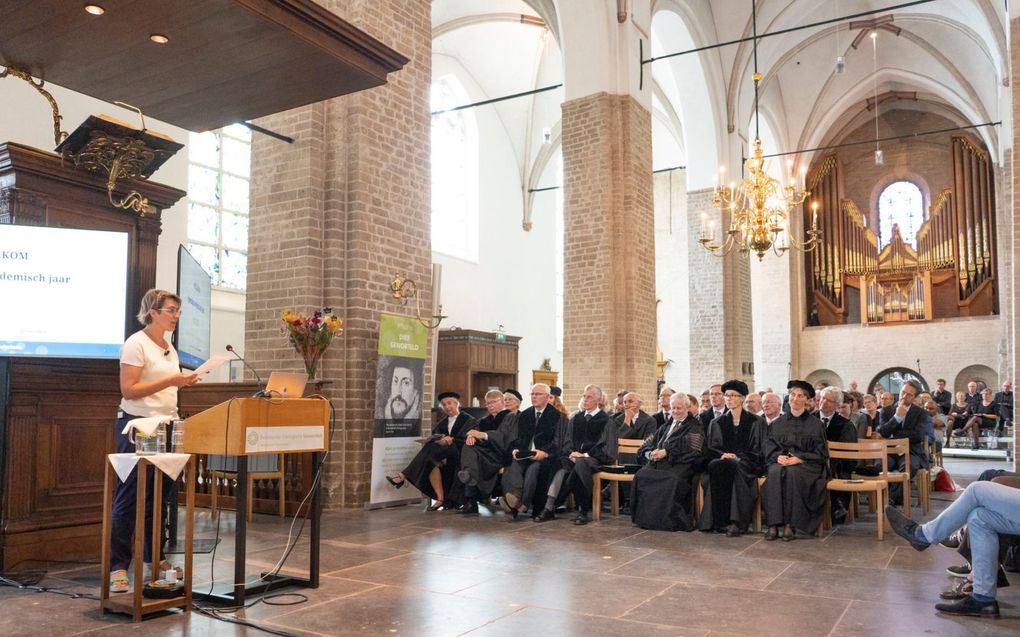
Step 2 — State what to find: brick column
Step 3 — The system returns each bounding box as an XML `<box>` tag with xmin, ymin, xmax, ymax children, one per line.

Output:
<box><xmin>685</xmin><ymin>188</ymin><xmax>755</xmax><ymax>393</ymax></box>
<box><xmin>247</xmin><ymin>0</ymin><xmax>432</xmax><ymax>507</ymax></box>
<box><xmin>1012</xmin><ymin>17</ymin><xmax>1019</xmax><ymax>472</ymax></box>
<box><xmin>561</xmin><ymin>93</ymin><xmax>656</xmax><ymax>402</ymax></box>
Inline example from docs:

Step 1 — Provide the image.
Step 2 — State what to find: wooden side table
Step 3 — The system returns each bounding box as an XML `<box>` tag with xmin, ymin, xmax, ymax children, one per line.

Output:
<box><xmin>99</xmin><ymin>454</ymin><xmax>194</xmax><ymax>622</ymax></box>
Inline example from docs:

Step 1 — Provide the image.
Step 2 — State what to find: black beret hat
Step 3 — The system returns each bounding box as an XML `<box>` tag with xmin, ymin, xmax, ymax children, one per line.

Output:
<box><xmin>787</xmin><ymin>380</ymin><xmax>815</xmax><ymax>399</ymax></box>
<box><xmin>436</xmin><ymin>391</ymin><xmax>460</xmax><ymax>403</ymax></box>
<box><xmin>721</xmin><ymin>379</ymin><xmax>749</xmax><ymax>396</ymax></box>
<box><xmin>550</xmin><ymin>386</ymin><xmax>562</xmax><ymax>397</ymax></box>
<box><xmin>503</xmin><ymin>388</ymin><xmax>523</xmax><ymax>401</ymax></box>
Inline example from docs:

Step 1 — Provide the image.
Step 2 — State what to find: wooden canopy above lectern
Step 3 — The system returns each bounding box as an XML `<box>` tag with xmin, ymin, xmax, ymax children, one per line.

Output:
<box><xmin>181</xmin><ymin>398</ymin><xmax>328</xmax><ymax>456</ymax></box>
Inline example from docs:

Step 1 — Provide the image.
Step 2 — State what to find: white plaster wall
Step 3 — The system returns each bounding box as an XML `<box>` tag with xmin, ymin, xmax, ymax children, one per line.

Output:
<box><xmin>797</xmin><ymin>315</ymin><xmax>1006</xmax><ymax>394</ymax></box>
<box><xmin>0</xmin><ymin>78</ymin><xmax>244</xmax><ymax>377</ymax></box>
<box><xmin>654</xmin><ymin>170</ymin><xmax>690</xmax><ymax>393</ymax></box>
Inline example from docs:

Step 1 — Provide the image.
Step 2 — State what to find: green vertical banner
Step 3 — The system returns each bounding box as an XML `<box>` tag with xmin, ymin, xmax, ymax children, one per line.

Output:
<box><xmin>370</xmin><ymin>313</ymin><xmax>428</xmax><ymax>507</ymax></box>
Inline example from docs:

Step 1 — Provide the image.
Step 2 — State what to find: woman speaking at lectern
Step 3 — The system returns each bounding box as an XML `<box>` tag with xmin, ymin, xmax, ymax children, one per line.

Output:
<box><xmin>108</xmin><ymin>289</ymin><xmax>199</xmax><ymax>593</ymax></box>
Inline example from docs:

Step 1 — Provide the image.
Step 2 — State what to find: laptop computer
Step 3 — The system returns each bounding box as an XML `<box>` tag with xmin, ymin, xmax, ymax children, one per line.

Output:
<box><xmin>264</xmin><ymin>372</ymin><xmax>308</xmax><ymax>398</ymax></box>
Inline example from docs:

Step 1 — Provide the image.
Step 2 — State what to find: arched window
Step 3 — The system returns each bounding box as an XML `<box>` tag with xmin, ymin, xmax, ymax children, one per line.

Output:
<box><xmin>430</xmin><ymin>75</ymin><xmax>478</xmax><ymax>261</ymax></box>
<box><xmin>869</xmin><ymin>367</ymin><xmax>928</xmax><ymax>398</ymax></box>
<box><xmin>878</xmin><ymin>181</ymin><xmax>924</xmax><ymax>249</ymax></box>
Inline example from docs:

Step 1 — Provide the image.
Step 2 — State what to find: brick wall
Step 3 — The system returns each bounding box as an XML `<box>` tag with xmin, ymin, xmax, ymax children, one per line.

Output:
<box><xmin>561</xmin><ymin>92</ymin><xmax>657</xmax><ymax>404</ymax></box>
<box><xmin>247</xmin><ymin>0</ymin><xmax>432</xmax><ymax>507</ymax></box>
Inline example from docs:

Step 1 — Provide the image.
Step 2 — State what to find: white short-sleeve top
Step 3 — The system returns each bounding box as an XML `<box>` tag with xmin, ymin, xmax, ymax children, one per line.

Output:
<box><xmin>119</xmin><ymin>330</ymin><xmax>180</xmax><ymax>418</ymax></box>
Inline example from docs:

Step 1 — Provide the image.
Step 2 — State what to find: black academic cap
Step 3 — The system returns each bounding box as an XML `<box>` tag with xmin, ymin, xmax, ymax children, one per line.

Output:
<box><xmin>721</xmin><ymin>379</ymin><xmax>749</xmax><ymax>396</ymax></box>
<box><xmin>550</xmin><ymin>386</ymin><xmax>562</xmax><ymax>397</ymax></box>
<box><xmin>503</xmin><ymin>388</ymin><xmax>523</xmax><ymax>401</ymax></box>
<box><xmin>436</xmin><ymin>391</ymin><xmax>460</xmax><ymax>403</ymax></box>
<box><xmin>787</xmin><ymin>380</ymin><xmax>815</xmax><ymax>399</ymax></box>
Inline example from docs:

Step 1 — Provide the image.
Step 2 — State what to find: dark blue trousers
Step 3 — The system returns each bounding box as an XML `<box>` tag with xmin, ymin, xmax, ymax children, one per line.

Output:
<box><xmin>110</xmin><ymin>411</ymin><xmax>175</xmax><ymax>571</ymax></box>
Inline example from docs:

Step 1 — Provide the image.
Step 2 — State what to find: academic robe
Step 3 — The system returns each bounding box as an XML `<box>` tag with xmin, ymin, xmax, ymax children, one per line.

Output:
<box><xmin>554</xmin><ymin>409</ymin><xmax>617</xmax><ymax>513</ymax></box>
<box><xmin>400</xmin><ymin>411</ymin><xmax>477</xmax><ymax>504</ymax></box>
<box><xmin>630</xmin><ymin>415</ymin><xmax>706</xmax><ymax>531</ymax></box>
<box><xmin>458</xmin><ymin>409</ymin><xmax>516</xmax><ymax>499</ymax></box>
<box><xmin>762</xmin><ymin>411</ymin><xmax>829</xmax><ymax>534</ymax></box>
<box><xmin>698</xmin><ymin>410</ymin><xmax>765</xmax><ymax>532</ymax></box>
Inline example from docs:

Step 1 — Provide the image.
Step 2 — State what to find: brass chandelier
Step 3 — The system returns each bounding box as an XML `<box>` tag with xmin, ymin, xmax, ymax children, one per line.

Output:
<box><xmin>698</xmin><ymin>0</ymin><xmax>820</xmax><ymax>261</ymax></box>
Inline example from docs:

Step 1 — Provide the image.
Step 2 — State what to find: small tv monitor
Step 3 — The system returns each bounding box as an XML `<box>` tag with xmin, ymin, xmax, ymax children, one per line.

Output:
<box><xmin>0</xmin><ymin>224</ymin><xmax>128</xmax><ymax>358</ymax></box>
<box><xmin>174</xmin><ymin>245</ymin><xmax>212</xmax><ymax>370</ymax></box>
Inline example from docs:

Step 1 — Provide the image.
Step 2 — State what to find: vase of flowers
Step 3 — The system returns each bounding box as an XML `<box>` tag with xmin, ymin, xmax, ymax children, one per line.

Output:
<box><xmin>281</xmin><ymin>307</ymin><xmax>343</xmax><ymax>380</ymax></box>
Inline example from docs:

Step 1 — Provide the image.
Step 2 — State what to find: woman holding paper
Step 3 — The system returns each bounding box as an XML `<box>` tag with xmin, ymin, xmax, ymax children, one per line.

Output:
<box><xmin>109</xmin><ymin>289</ymin><xmax>199</xmax><ymax>593</ymax></box>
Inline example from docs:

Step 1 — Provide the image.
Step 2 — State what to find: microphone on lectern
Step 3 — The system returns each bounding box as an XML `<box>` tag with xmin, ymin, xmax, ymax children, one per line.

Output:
<box><xmin>225</xmin><ymin>344</ymin><xmax>265</xmax><ymax>397</ymax></box>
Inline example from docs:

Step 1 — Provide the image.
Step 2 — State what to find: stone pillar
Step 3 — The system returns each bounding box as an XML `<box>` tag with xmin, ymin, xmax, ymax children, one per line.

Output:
<box><xmin>685</xmin><ymin>189</ymin><xmax>755</xmax><ymax>393</ymax></box>
<box><xmin>246</xmin><ymin>0</ymin><xmax>432</xmax><ymax>507</ymax></box>
<box><xmin>655</xmin><ymin>169</ymin><xmax>690</xmax><ymax>393</ymax></box>
<box><xmin>561</xmin><ymin>92</ymin><xmax>657</xmax><ymax>403</ymax></box>
<box><xmin>1011</xmin><ymin>16</ymin><xmax>1019</xmax><ymax>472</ymax></box>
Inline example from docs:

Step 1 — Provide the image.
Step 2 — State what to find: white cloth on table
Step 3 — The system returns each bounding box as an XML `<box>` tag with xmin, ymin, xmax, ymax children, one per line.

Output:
<box><xmin>108</xmin><ymin>452</ymin><xmax>190</xmax><ymax>483</ymax></box>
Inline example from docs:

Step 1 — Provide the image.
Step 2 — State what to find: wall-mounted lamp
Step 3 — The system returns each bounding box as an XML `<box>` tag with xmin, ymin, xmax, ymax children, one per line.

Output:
<box><xmin>390</xmin><ymin>273</ymin><xmax>447</xmax><ymax>330</ymax></box>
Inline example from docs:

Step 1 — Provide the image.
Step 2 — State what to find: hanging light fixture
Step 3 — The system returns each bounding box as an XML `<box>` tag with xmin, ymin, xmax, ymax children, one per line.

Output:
<box><xmin>871</xmin><ymin>31</ymin><xmax>883</xmax><ymax>165</ymax></box>
<box><xmin>699</xmin><ymin>0</ymin><xmax>820</xmax><ymax>261</ymax></box>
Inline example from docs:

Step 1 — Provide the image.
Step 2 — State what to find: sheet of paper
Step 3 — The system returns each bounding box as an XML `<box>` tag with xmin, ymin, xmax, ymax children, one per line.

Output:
<box><xmin>193</xmin><ymin>354</ymin><xmax>230</xmax><ymax>376</ymax></box>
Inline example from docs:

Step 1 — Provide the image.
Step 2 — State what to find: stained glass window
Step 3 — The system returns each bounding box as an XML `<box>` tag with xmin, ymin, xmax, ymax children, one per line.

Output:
<box><xmin>186</xmin><ymin>125</ymin><xmax>251</xmax><ymax>289</ymax></box>
<box><xmin>878</xmin><ymin>181</ymin><xmax>924</xmax><ymax>249</ymax></box>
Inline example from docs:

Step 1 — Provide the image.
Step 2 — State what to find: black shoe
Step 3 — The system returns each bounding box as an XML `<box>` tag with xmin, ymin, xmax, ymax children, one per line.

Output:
<box><xmin>497</xmin><ymin>496</ymin><xmax>519</xmax><ymax>521</ymax></box>
<box><xmin>573</xmin><ymin>512</ymin><xmax>589</xmax><ymax>526</ymax></box>
<box><xmin>534</xmin><ymin>508</ymin><xmax>555</xmax><ymax>523</ymax></box>
<box><xmin>935</xmin><ymin>595</ymin><xmax>1000</xmax><ymax>618</ymax></box>
<box><xmin>386</xmin><ymin>475</ymin><xmax>405</xmax><ymax>489</ymax></box>
<box><xmin>940</xmin><ymin>530</ymin><xmax>963</xmax><ymax>549</ymax></box>
<box><xmin>947</xmin><ymin>564</ymin><xmax>971</xmax><ymax>578</ymax></box>
<box><xmin>725</xmin><ymin>523</ymin><xmax>742</xmax><ymax>538</ymax></box>
<box><xmin>425</xmin><ymin>500</ymin><xmax>445</xmax><ymax>512</ymax></box>
<box><xmin>886</xmin><ymin>505</ymin><xmax>929</xmax><ymax>551</ymax></box>
<box><xmin>781</xmin><ymin>524</ymin><xmax>795</xmax><ymax>542</ymax></box>
<box><xmin>940</xmin><ymin>579</ymin><xmax>973</xmax><ymax>600</ymax></box>
<box><xmin>764</xmin><ymin>526</ymin><xmax>779</xmax><ymax>541</ymax></box>
<box><xmin>459</xmin><ymin>500</ymin><xmax>479</xmax><ymax>515</ymax></box>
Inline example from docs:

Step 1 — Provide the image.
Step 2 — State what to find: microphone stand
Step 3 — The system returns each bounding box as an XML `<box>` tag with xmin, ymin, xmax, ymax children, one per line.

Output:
<box><xmin>226</xmin><ymin>345</ymin><xmax>266</xmax><ymax>397</ymax></box>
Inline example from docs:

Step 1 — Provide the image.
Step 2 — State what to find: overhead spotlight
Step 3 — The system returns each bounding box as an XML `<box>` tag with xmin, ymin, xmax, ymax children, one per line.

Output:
<box><xmin>149</xmin><ymin>33</ymin><xmax>169</xmax><ymax>44</ymax></box>
<box><xmin>84</xmin><ymin>4</ymin><xmax>105</xmax><ymax>15</ymax></box>
<box><xmin>874</xmin><ymin>149</ymin><xmax>884</xmax><ymax>166</ymax></box>
<box><xmin>835</xmin><ymin>55</ymin><xmax>845</xmax><ymax>74</ymax></box>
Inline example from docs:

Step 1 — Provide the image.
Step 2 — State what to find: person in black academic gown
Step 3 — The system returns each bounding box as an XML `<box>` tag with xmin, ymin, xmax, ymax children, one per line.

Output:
<box><xmin>698</xmin><ymin>380</ymin><xmax>765</xmax><ymax>536</ymax></box>
<box><xmin>630</xmin><ymin>393</ymin><xmax>707</xmax><ymax>531</ymax></box>
<box><xmin>456</xmin><ymin>389</ymin><xmax>516</xmax><ymax>514</ymax></box>
<box><xmin>762</xmin><ymin>380</ymin><xmax>829</xmax><ymax>540</ymax></box>
<box><xmin>387</xmin><ymin>391</ymin><xmax>476</xmax><ymax>510</ymax></box>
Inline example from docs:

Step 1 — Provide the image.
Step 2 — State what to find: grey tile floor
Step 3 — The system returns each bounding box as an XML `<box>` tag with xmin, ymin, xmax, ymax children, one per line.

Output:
<box><xmin>1</xmin><ymin>458</ymin><xmax>1018</xmax><ymax>637</ymax></box>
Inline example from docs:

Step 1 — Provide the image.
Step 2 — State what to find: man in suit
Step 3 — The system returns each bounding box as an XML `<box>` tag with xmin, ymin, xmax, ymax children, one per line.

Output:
<box><xmin>876</xmin><ymin>379</ymin><xmax>929</xmax><ymax>505</ymax></box>
<box><xmin>744</xmin><ymin>392</ymin><xmax>764</xmax><ymax>417</ymax></box>
<box><xmin>498</xmin><ymin>384</ymin><xmax>564</xmax><ymax>520</ymax></box>
<box><xmin>457</xmin><ymin>390</ymin><xmax>515</xmax><ymax>515</ymax></box>
<box><xmin>700</xmin><ymin>383</ymin><xmax>725</xmax><ymax>429</ymax></box>
<box><xmin>612</xmin><ymin>392</ymin><xmax>657</xmax><ymax>441</ymax></box>
<box><xmin>653</xmin><ymin>386</ymin><xmax>674</xmax><ymax>427</ymax></box>
<box><xmin>817</xmin><ymin>386</ymin><xmax>857</xmax><ymax>523</ymax></box>
<box><xmin>994</xmin><ymin>380</ymin><xmax>1013</xmax><ymax>434</ymax></box>
<box><xmin>931</xmin><ymin>378</ymin><xmax>953</xmax><ymax>415</ymax></box>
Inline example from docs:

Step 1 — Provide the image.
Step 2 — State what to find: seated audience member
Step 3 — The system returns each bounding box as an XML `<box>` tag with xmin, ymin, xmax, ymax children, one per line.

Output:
<box><xmin>844</xmin><ymin>392</ymin><xmax>868</xmax><ymax>439</ymax></box>
<box><xmin>860</xmin><ymin>394</ymin><xmax>880</xmax><ymax>438</ymax></box>
<box><xmin>925</xmin><ymin>400</ymin><xmax>946</xmax><ymax>452</ymax></box>
<box><xmin>963</xmin><ymin>381</ymin><xmax>982</xmax><ymax>413</ymax></box>
<box><xmin>762</xmin><ymin>380</ymin><xmax>828</xmax><ymax>541</ymax></box>
<box><xmin>818</xmin><ymin>386</ymin><xmax>856</xmax><ymax>523</ymax></box>
<box><xmin>503</xmin><ymin>388</ymin><xmax>523</xmax><ymax>415</ymax></box>
<box><xmin>698</xmin><ymin>380</ymin><xmax>765</xmax><ymax>536</ymax></box>
<box><xmin>848</xmin><ymin>380</ymin><xmax>859</xmax><ymax>393</ymax></box>
<box><xmin>947</xmin><ymin>391</ymin><xmax>970</xmax><ymax>431</ymax></box>
<box><xmin>387</xmin><ymin>392</ymin><xmax>477</xmax><ymax>511</ymax></box>
<box><xmin>700</xmin><ymin>384</ymin><xmax>725</xmax><ymax>428</ymax></box>
<box><xmin>994</xmin><ymin>380</ymin><xmax>1013</xmax><ymax>434</ymax></box>
<box><xmin>887</xmin><ymin>480</ymin><xmax>1020</xmax><ymax>618</ymax></box>
<box><xmin>762</xmin><ymin>392</ymin><xmax>783</xmax><ymax>428</ymax></box>
<box><xmin>744</xmin><ymin>391</ymin><xmax>764</xmax><ymax>417</ymax></box>
<box><xmin>699</xmin><ymin>390</ymin><xmax>711</xmax><ymax>414</ymax></box>
<box><xmin>613</xmin><ymin>389</ymin><xmax>627</xmax><ymax>414</ymax></box>
<box><xmin>630</xmin><ymin>393</ymin><xmax>706</xmax><ymax>531</ymax></box>
<box><xmin>654</xmin><ymin>386</ymin><xmax>675</xmax><ymax>426</ymax></box>
<box><xmin>499</xmin><ymin>384</ymin><xmax>565</xmax><ymax>520</ymax></box>
<box><xmin>932</xmin><ymin>378</ymin><xmax>953</xmax><ymax>415</ymax></box>
<box><xmin>951</xmin><ymin>387</ymin><xmax>998</xmax><ymax>450</ymax></box>
<box><xmin>457</xmin><ymin>390</ymin><xmax>515</xmax><ymax>514</ymax></box>
<box><xmin>612</xmin><ymin>391</ymin><xmax>657</xmax><ymax>442</ymax></box>
<box><xmin>876</xmin><ymin>379</ymin><xmax>929</xmax><ymax>504</ymax></box>
<box><xmin>537</xmin><ymin>385</ymin><xmax>616</xmax><ymax>525</ymax></box>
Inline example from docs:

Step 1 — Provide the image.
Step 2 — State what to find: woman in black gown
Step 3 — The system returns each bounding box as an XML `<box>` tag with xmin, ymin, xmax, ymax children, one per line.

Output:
<box><xmin>387</xmin><ymin>391</ymin><xmax>476</xmax><ymax>510</ymax></box>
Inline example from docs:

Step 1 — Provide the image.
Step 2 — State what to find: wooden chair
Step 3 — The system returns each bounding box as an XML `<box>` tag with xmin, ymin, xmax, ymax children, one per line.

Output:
<box><xmin>210</xmin><ymin>453</ymin><xmax>286</xmax><ymax>523</ymax></box>
<box><xmin>914</xmin><ymin>439</ymin><xmax>932</xmax><ymax>515</ymax></box>
<box><xmin>752</xmin><ymin>476</ymin><xmax>767</xmax><ymax>532</ymax></box>
<box><xmin>825</xmin><ymin>440</ymin><xmax>890</xmax><ymax>539</ymax></box>
<box><xmin>854</xmin><ymin>438</ymin><xmax>910</xmax><ymax>518</ymax></box>
<box><xmin>591</xmin><ymin>439</ymin><xmax>643</xmax><ymax>521</ymax></box>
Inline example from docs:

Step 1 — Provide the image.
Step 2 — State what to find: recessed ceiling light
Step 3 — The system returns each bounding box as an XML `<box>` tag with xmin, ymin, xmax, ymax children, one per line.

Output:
<box><xmin>149</xmin><ymin>33</ymin><xmax>169</xmax><ymax>44</ymax></box>
<box><xmin>84</xmin><ymin>4</ymin><xmax>105</xmax><ymax>15</ymax></box>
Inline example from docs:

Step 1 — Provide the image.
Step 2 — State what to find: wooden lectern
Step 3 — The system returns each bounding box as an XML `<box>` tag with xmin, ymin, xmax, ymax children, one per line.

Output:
<box><xmin>182</xmin><ymin>397</ymin><xmax>329</xmax><ymax>604</ymax></box>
